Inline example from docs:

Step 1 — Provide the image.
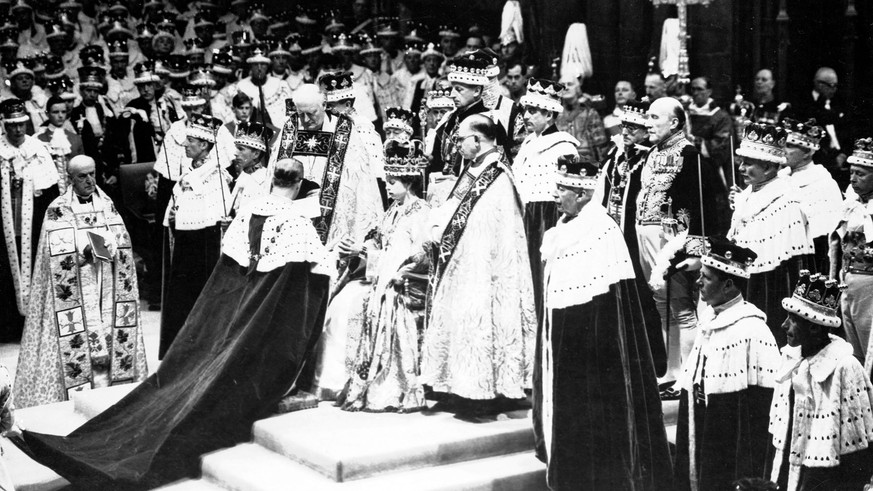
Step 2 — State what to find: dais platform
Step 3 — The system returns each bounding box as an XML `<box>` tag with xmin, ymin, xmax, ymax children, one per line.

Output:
<box><xmin>10</xmin><ymin>385</ymin><xmax>679</xmax><ymax>490</ymax></box>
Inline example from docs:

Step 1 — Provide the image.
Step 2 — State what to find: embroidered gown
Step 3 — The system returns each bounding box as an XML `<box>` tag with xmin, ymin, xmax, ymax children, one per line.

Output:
<box><xmin>421</xmin><ymin>151</ymin><xmax>536</xmax><ymax>400</ymax></box>
<box><xmin>13</xmin><ymin>188</ymin><xmax>148</xmax><ymax>408</ymax></box>
<box><xmin>340</xmin><ymin>196</ymin><xmax>431</xmax><ymax>412</ymax></box>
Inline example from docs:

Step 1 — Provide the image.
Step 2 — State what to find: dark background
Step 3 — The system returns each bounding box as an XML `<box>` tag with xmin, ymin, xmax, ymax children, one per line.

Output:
<box><xmin>289</xmin><ymin>0</ymin><xmax>872</xmax><ymax>120</ymax></box>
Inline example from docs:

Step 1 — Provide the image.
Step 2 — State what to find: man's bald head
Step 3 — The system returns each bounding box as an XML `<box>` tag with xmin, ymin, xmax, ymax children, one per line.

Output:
<box><xmin>645</xmin><ymin>97</ymin><xmax>685</xmax><ymax>144</ymax></box>
<box><xmin>293</xmin><ymin>84</ymin><xmax>326</xmax><ymax>130</ymax></box>
<box><xmin>68</xmin><ymin>155</ymin><xmax>96</xmax><ymax>176</ymax></box>
<box><xmin>754</xmin><ymin>69</ymin><xmax>775</xmax><ymax>98</ymax></box>
<box><xmin>68</xmin><ymin>155</ymin><xmax>97</xmax><ymax>197</ymax></box>
<box><xmin>461</xmin><ymin>114</ymin><xmax>498</xmax><ymax>143</ymax></box>
<box><xmin>813</xmin><ymin>67</ymin><xmax>838</xmax><ymax>100</ymax></box>
<box><xmin>293</xmin><ymin>84</ymin><xmax>325</xmax><ymax>108</ymax></box>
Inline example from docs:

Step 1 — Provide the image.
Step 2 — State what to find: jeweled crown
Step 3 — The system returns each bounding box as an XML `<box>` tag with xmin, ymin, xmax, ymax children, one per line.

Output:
<box><xmin>781</xmin><ymin>270</ymin><xmax>845</xmax><ymax>327</ymax></box>
<box><xmin>782</xmin><ymin>118</ymin><xmax>824</xmax><ymax>151</ymax></box>
<box><xmin>384</xmin><ymin>139</ymin><xmax>428</xmax><ymax>177</ymax></box>
<box><xmin>736</xmin><ymin>122</ymin><xmax>788</xmax><ymax>165</ymax></box>
<box><xmin>848</xmin><ymin>137</ymin><xmax>873</xmax><ymax>168</ymax></box>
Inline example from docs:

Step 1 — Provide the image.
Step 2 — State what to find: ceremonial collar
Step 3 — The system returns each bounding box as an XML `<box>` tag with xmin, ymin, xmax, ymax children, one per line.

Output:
<box><xmin>655</xmin><ymin>130</ymin><xmax>686</xmax><ymax>151</ymax></box>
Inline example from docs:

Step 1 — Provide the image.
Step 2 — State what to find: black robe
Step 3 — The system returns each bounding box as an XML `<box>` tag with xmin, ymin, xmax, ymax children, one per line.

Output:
<box><xmin>747</xmin><ymin>256</ymin><xmax>809</xmax><ymax>347</ymax></box>
<box><xmin>0</xmin><ymin>184</ymin><xmax>58</xmax><ymax>342</ymax></box>
<box><xmin>600</xmin><ymin>145</ymin><xmax>667</xmax><ymax>376</ymax></box>
<box><xmin>674</xmin><ymin>386</ymin><xmax>775</xmax><ymax>491</ymax></box>
<box><xmin>533</xmin><ymin>279</ymin><xmax>674</xmax><ymax>491</ymax></box>
<box><xmin>15</xmin><ymin>250</ymin><xmax>330</xmax><ymax>489</ymax></box>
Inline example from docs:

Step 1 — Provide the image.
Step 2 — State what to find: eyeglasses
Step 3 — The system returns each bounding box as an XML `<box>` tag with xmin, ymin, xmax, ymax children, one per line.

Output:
<box><xmin>451</xmin><ymin>133</ymin><xmax>479</xmax><ymax>144</ymax></box>
<box><xmin>815</xmin><ymin>80</ymin><xmax>837</xmax><ymax>89</ymax></box>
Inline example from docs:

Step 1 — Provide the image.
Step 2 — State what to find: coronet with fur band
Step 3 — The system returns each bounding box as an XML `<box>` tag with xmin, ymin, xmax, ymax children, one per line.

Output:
<box><xmin>519</xmin><ymin>78</ymin><xmax>564</xmax><ymax>114</ymax></box>
<box><xmin>847</xmin><ymin>137</ymin><xmax>873</xmax><ymax>168</ymax></box>
<box><xmin>384</xmin><ymin>107</ymin><xmax>414</xmax><ymax>135</ymax></box>
<box><xmin>180</xmin><ymin>85</ymin><xmax>206</xmax><ymax>107</ymax></box>
<box><xmin>234</xmin><ymin>121</ymin><xmax>273</xmax><ymax>153</ymax></box>
<box><xmin>422</xmin><ymin>42</ymin><xmax>444</xmax><ymax>60</ymax></box>
<box><xmin>4</xmin><ymin>59</ymin><xmax>33</xmax><ymax>79</ymax></box>
<box><xmin>621</xmin><ymin>100</ymin><xmax>650</xmax><ymax>128</ymax></box>
<box><xmin>186</xmin><ymin>113</ymin><xmax>222</xmax><ymax>143</ymax></box>
<box><xmin>555</xmin><ymin>155</ymin><xmax>598</xmax><ymax>190</ymax></box>
<box><xmin>133</xmin><ymin>62</ymin><xmax>160</xmax><ymax>84</ymax></box>
<box><xmin>318</xmin><ymin>71</ymin><xmax>355</xmax><ymax>103</ymax></box>
<box><xmin>426</xmin><ymin>88</ymin><xmax>455</xmax><ymax>110</ymax></box>
<box><xmin>782</xmin><ymin>118</ymin><xmax>823</xmax><ymax>151</ymax></box>
<box><xmin>700</xmin><ymin>236</ymin><xmax>756</xmax><ymax>279</ymax></box>
<box><xmin>0</xmin><ymin>98</ymin><xmax>29</xmax><ymax>124</ymax></box>
<box><xmin>447</xmin><ymin>53</ymin><xmax>489</xmax><ymax>86</ymax></box>
<box><xmin>384</xmin><ymin>140</ymin><xmax>428</xmax><ymax>177</ymax></box>
<box><xmin>78</xmin><ymin>66</ymin><xmax>105</xmax><ymax>88</ymax></box>
<box><xmin>781</xmin><ymin>270</ymin><xmax>844</xmax><ymax>328</ymax></box>
<box><xmin>736</xmin><ymin>122</ymin><xmax>788</xmax><ymax>165</ymax></box>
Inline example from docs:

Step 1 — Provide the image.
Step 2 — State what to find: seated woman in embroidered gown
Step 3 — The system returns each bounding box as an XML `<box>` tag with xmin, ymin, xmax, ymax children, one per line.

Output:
<box><xmin>338</xmin><ymin>140</ymin><xmax>431</xmax><ymax>413</ymax></box>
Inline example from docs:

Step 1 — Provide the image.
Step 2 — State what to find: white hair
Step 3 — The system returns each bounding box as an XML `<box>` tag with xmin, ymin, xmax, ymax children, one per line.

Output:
<box><xmin>292</xmin><ymin>84</ymin><xmax>325</xmax><ymax>108</ymax></box>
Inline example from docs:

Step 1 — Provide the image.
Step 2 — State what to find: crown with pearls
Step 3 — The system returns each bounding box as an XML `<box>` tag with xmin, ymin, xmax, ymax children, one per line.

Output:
<box><xmin>46</xmin><ymin>74</ymin><xmax>76</xmax><ymax>100</ymax></box>
<box><xmin>384</xmin><ymin>139</ymin><xmax>428</xmax><ymax>177</ymax></box>
<box><xmin>168</xmin><ymin>53</ymin><xmax>190</xmax><ymax>79</ymax></box>
<box><xmin>519</xmin><ymin>78</ymin><xmax>564</xmax><ymax>114</ymax></box>
<box><xmin>782</xmin><ymin>118</ymin><xmax>824</xmax><ymax>151</ymax></box>
<box><xmin>426</xmin><ymin>88</ymin><xmax>455</xmax><ymax>110</ymax></box>
<box><xmin>4</xmin><ymin>59</ymin><xmax>33</xmax><ymax>79</ymax></box>
<box><xmin>318</xmin><ymin>71</ymin><xmax>355</xmax><ymax>103</ymax></box>
<box><xmin>133</xmin><ymin>61</ymin><xmax>160</xmax><ymax>84</ymax></box>
<box><xmin>246</xmin><ymin>45</ymin><xmax>270</xmax><ymax>64</ymax></box>
<box><xmin>847</xmin><ymin>137</ymin><xmax>873</xmax><ymax>168</ymax></box>
<box><xmin>330</xmin><ymin>32</ymin><xmax>359</xmax><ymax>53</ymax></box>
<box><xmin>736</xmin><ymin>122</ymin><xmax>788</xmax><ymax>165</ymax></box>
<box><xmin>700</xmin><ymin>236</ymin><xmax>757</xmax><ymax>279</ymax></box>
<box><xmin>384</xmin><ymin>107</ymin><xmax>415</xmax><ymax>135</ymax></box>
<box><xmin>77</xmin><ymin>65</ymin><xmax>105</xmax><ymax>88</ymax></box>
<box><xmin>188</xmin><ymin>66</ymin><xmax>216</xmax><ymax>87</ymax></box>
<box><xmin>0</xmin><ymin>98</ymin><xmax>29</xmax><ymax>124</ymax></box>
<box><xmin>620</xmin><ymin>100</ymin><xmax>650</xmax><ymax>128</ymax></box>
<box><xmin>186</xmin><ymin>113</ymin><xmax>222</xmax><ymax>143</ymax></box>
<box><xmin>782</xmin><ymin>270</ymin><xmax>844</xmax><ymax>327</ymax></box>
<box><xmin>438</xmin><ymin>24</ymin><xmax>460</xmax><ymax>38</ymax></box>
<box><xmin>447</xmin><ymin>52</ymin><xmax>489</xmax><ymax>86</ymax></box>
<box><xmin>555</xmin><ymin>154</ymin><xmax>598</xmax><ymax>190</ymax></box>
<box><xmin>234</xmin><ymin>121</ymin><xmax>273</xmax><ymax>152</ymax></box>
<box><xmin>422</xmin><ymin>42</ymin><xmax>444</xmax><ymax>60</ymax></box>
<box><xmin>180</xmin><ymin>85</ymin><xmax>206</xmax><ymax>107</ymax></box>
<box><xmin>359</xmin><ymin>34</ymin><xmax>382</xmax><ymax>56</ymax></box>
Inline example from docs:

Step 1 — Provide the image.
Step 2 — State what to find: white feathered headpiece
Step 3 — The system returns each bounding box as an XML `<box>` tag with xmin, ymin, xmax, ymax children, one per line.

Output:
<box><xmin>561</xmin><ymin>23</ymin><xmax>593</xmax><ymax>81</ymax></box>
<box><xmin>499</xmin><ymin>0</ymin><xmax>523</xmax><ymax>45</ymax></box>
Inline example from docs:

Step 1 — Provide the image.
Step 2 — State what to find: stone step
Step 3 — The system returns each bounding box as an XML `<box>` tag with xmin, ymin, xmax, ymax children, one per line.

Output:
<box><xmin>200</xmin><ymin>442</ymin><xmax>547</xmax><ymax>491</ymax></box>
<box><xmin>154</xmin><ymin>478</ymin><xmax>227</xmax><ymax>490</ymax></box>
<box><xmin>71</xmin><ymin>382</ymin><xmax>139</xmax><ymax>419</ymax></box>
<box><xmin>252</xmin><ymin>403</ymin><xmax>535</xmax><ymax>482</ymax></box>
<box><xmin>8</xmin><ymin>400</ymin><xmax>83</xmax><ymax>491</ymax></box>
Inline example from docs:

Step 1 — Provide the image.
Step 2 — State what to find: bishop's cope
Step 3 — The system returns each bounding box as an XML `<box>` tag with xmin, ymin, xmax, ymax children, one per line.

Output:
<box><xmin>270</xmin><ymin>83</ymin><xmax>381</xmax><ymax>248</ymax></box>
<box><xmin>13</xmin><ymin>155</ymin><xmax>148</xmax><ymax>409</ymax></box>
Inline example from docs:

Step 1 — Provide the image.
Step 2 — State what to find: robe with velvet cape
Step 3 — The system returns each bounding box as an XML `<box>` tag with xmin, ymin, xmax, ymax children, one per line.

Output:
<box><xmin>533</xmin><ymin>202</ymin><xmax>673</xmax><ymax>491</ymax></box>
<box><xmin>15</xmin><ymin>194</ymin><xmax>332</xmax><ymax>489</ymax></box>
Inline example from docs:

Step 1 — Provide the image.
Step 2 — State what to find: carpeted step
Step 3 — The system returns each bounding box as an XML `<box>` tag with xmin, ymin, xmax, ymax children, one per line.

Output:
<box><xmin>251</xmin><ymin>403</ymin><xmax>535</xmax><ymax>482</ymax></box>
<box><xmin>199</xmin><ymin>442</ymin><xmax>547</xmax><ymax>491</ymax></box>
